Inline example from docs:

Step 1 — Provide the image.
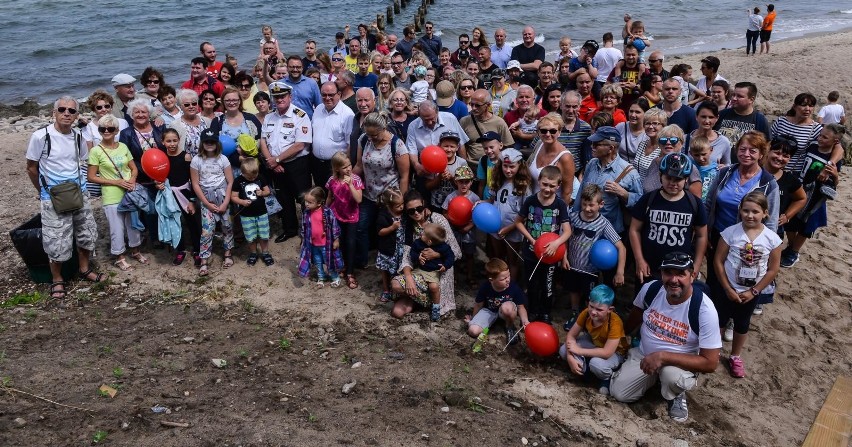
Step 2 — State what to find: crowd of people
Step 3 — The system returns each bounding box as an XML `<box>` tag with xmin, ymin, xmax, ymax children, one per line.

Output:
<box><xmin>24</xmin><ymin>18</ymin><xmax>848</xmax><ymax>423</ymax></box>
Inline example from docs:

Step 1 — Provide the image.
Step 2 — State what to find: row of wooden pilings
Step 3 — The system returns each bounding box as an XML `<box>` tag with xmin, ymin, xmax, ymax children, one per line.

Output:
<box><xmin>375</xmin><ymin>0</ymin><xmax>435</xmax><ymax>33</ymax></box>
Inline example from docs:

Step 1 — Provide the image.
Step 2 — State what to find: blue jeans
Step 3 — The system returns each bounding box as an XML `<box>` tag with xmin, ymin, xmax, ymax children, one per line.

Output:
<box><xmin>354</xmin><ymin>198</ymin><xmax>379</xmax><ymax>268</ymax></box>
<box><xmin>311</xmin><ymin>245</ymin><xmax>339</xmax><ymax>281</ymax></box>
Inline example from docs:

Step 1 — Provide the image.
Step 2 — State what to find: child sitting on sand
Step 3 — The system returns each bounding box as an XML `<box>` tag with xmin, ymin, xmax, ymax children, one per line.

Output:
<box><xmin>466</xmin><ymin>258</ymin><xmax>530</xmax><ymax>345</ymax></box>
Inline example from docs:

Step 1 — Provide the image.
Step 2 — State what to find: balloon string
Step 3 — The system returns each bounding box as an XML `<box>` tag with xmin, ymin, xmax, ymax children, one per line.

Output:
<box><xmin>528</xmin><ymin>255</ymin><xmax>544</xmax><ymax>282</ymax></box>
<box><xmin>503</xmin><ymin>323</ymin><xmax>526</xmax><ymax>351</ymax></box>
<box><xmin>502</xmin><ymin>238</ymin><xmax>523</xmax><ymax>260</ymax></box>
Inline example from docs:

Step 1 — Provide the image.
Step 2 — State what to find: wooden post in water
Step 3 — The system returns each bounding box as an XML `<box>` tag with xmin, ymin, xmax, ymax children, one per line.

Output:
<box><xmin>377</xmin><ymin>14</ymin><xmax>385</xmax><ymax>31</ymax></box>
<box><xmin>400</xmin><ymin>0</ymin><xmax>406</xmax><ymax>8</ymax></box>
<box><xmin>394</xmin><ymin>0</ymin><xmax>400</xmax><ymax>14</ymax></box>
<box><xmin>387</xmin><ymin>6</ymin><xmax>394</xmax><ymax>24</ymax></box>
<box><xmin>413</xmin><ymin>16</ymin><xmax>421</xmax><ymax>32</ymax></box>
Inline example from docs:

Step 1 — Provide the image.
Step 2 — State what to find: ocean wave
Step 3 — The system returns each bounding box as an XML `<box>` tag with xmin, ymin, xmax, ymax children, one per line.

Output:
<box><xmin>506</xmin><ymin>34</ymin><xmax>545</xmax><ymax>48</ymax></box>
<box><xmin>841</xmin><ymin>9</ymin><xmax>852</xmax><ymax>14</ymax></box>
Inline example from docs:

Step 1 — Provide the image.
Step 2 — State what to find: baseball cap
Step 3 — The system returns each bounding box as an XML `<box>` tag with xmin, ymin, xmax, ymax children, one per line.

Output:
<box><xmin>200</xmin><ymin>128</ymin><xmax>219</xmax><ymax>143</ymax></box>
<box><xmin>458</xmin><ymin>49</ymin><xmax>471</xmax><ymax>60</ymax></box>
<box><xmin>583</xmin><ymin>39</ymin><xmax>600</xmax><ymax>53</ymax></box>
<box><xmin>269</xmin><ymin>81</ymin><xmax>293</xmax><ymax>96</ymax></box>
<box><xmin>506</xmin><ymin>60</ymin><xmax>521</xmax><ymax>71</ymax></box>
<box><xmin>500</xmin><ymin>148</ymin><xmax>523</xmax><ymax>164</ymax></box>
<box><xmin>439</xmin><ymin>130</ymin><xmax>461</xmax><ymax>143</ymax></box>
<box><xmin>335</xmin><ymin>31</ymin><xmax>345</xmax><ymax>39</ymax></box>
<box><xmin>476</xmin><ymin>131</ymin><xmax>502</xmax><ymax>143</ymax></box>
<box><xmin>587</xmin><ymin>126</ymin><xmax>620</xmax><ymax>143</ymax></box>
<box><xmin>454</xmin><ymin>165</ymin><xmax>474</xmax><ymax>180</ymax></box>
<box><xmin>435</xmin><ymin>80</ymin><xmax>455</xmax><ymax>107</ymax></box>
<box><xmin>659</xmin><ymin>252</ymin><xmax>694</xmax><ymax>271</ymax></box>
<box><xmin>490</xmin><ymin>68</ymin><xmax>506</xmax><ymax>79</ymax></box>
<box><xmin>111</xmin><ymin>73</ymin><xmax>136</xmax><ymax>86</ymax></box>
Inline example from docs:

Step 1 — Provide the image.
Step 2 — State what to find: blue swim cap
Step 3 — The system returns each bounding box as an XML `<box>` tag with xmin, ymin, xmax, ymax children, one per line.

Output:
<box><xmin>589</xmin><ymin>284</ymin><xmax>615</xmax><ymax>306</ymax></box>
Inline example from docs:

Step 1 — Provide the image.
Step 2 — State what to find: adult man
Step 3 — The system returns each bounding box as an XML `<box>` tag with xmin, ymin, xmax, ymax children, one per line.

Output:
<box><xmin>760</xmin><ymin>4</ymin><xmax>776</xmax><ymax>54</ymax></box>
<box><xmin>557</xmin><ymin>91</ymin><xmax>592</xmax><ymax>174</ymax></box>
<box><xmin>714</xmin><ymin>81</ymin><xmax>770</xmax><ymax>147</ymax></box>
<box><xmin>390</xmin><ymin>52</ymin><xmax>412</xmax><ymax>89</ymax></box>
<box><xmin>396</xmin><ymin>26</ymin><xmax>416</xmax><ymax>60</ymax></box>
<box><xmin>329</xmin><ymin>31</ymin><xmax>349</xmax><ymax>57</ymax></box>
<box><xmin>436</xmin><ymin>80</ymin><xmax>469</xmax><ymax>121</ymax></box>
<box><xmin>577</xmin><ymin>72</ymin><xmax>598</xmax><ymax>123</ymax></box>
<box><xmin>610</xmin><ymin>252</ymin><xmax>721</xmax><ymax>423</ymax></box>
<box><xmin>418</xmin><ymin>21</ymin><xmax>442</xmax><ymax>68</ymax></box>
<box><xmin>344</xmin><ymin>38</ymin><xmax>362</xmax><ymax>73</ymax></box>
<box><xmin>335</xmin><ymin>70</ymin><xmax>358</xmax><ymax>114</ymax></box>
<box><xmin>259</xmin><ymin>82</ymin><xmax>313</xmax><ymax>243</ymax></box>
<box><xmin>534</xmin><ymin>62</ymin><xmax>560</xmax><ymax>100</ymax></box>
<box><xmin>490</xmin><ymin>28</ymin><xmax>512</xmax><ymax>69</ymax></box>
<box><xmin>695</xmin><ymin>56</ymin><xmax>727</xmax><ymax>95</ymax></box>
<box><xmin>477</xmin><ymin>46</ymin><xmax>499</xmax><ymax>88</ymax></box>
<box><xmin>311</xmin><ymin>82</ymin><xmax>355</xmax><ymax>187</ymax></box>
<box><xmin>386</xmin><ymin>34</ymin><xmax>398</xmax><ymax>55</ymax></box>
<box><xmin>658</xmin><ymin>78</ymin><xmax>698</xmax><ymax>134</ymax></box>
<box><xmin>450</xmin><ymin>34</ymin><xmax>472</xmax><ymax>67</ymax></box>
<box><xmin>26</xmin><ymin>97</ymin><xmax>102</xmax><ymax>298</ymax></box>
<box><xmin>488</xmin><ymin>69</ymin><xmax>516</xmax><ymax>118</ymax></box>
<box><xmin>460</xmin><ymin>89</ymin><xmax>514</xmax><ymax>163</ymax></box>
<box><xmin>647</xmin><ymin>51</ymin><xmax>670</xmax><ymax>81</ymax></box>
<box><xmin>111</xmin><ymin>73</ymin><xmax>136</xmax><ymax>122</ymax></box>
<box><xmin>283</xmin><ymin>55</ymin><xmax>322</xmax><ymax>119</ymax></box>
<box><xmin>594</xmin><ymin>33</ymin><xmax>622</xmax><ymax>90</ymax></box>
<box><xmin>347</xmin><ymin>88</ymin><xmax>378</xmax><ymax>164</ymax></box>
<box><xmin>200</xmin><ymin>42</ymin><xmax>224</xmax><ymax>78</ymax></box>
<box><xmin>181</xmin><ymin>57</ymin><xmax>224</xmax><ymax>97</ymax></box>
<box><xmin>302</xmin><ymin>40</ymin><xmax>319</xmax><ymax>70</ymax></box>
<box><xmin>510</xmin><ymin>27</ymin><xmax>546</xmax><ymax>84</ymax></box>
<box><xmin>607</xmin><ymin>44</ymin><xmax>648</xmax><ymax>113</ymax></box>
<box><xmin>406</xmin><ymin>101</ymin><xmax>469</xmax><ymax>175</ymax></box>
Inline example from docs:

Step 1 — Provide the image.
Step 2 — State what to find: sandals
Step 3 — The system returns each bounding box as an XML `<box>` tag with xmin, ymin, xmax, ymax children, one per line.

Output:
<box><xmin>78</xmin><ymin>268</ymin><xmax>105</xmax><ymax>283</ymax></box>
<box><xmin>198</xmin><ymin>263</ymin><xmax>209</xmax><ymax>276</ymax></box>
<box><xmin>247</xmin><ymin>253</ymin><xmax>259</xmax><ymax>266</ymax></box>
<box><xmin>222</xmin><ymin>255</ymin><xmax>234</xmax><ymax>269</ymax></box>
<box><xmin>173</xmin><ymin>251</ymin><xmax>187</xmax><ymax>266</ymax></box>
<box><xmin>114</xmin><ymin>258</ymin><xmax>133</xmax><ymax>271</ymax></box>
<box><xmin>130</xmin><ymin>252</ymin><xmax>149</xmax><ymax>265</ymax></box>
<box><xmin>260</xmin><ymin>253</ymin><xmax>275</xmax><ymax>266</ymax></box>
<box><xmin>346</xmin><ymin>274</ymin><xmax>359</xmax><ymax>289</ymax></box>
<box><xmin>315</xmin><ymin>280</ymin><xmax>325</xmax><ymax>288</ymax></box>
<box><xmin>49</xmin><ymin>281</ymin><xmax>67</xmax><ymax>299</ymax></box>
<box><xmin>330</xmin><ymin>278</ymin><xmax>342</xmax><ymax>288</ymax></box>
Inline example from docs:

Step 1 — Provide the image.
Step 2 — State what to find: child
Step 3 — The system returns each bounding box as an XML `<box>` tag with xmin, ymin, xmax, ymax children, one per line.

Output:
<box><xmin>376</xmin><ymin>32</ymin><xmax>390</xmax><ymax>55</ymax></box>
<box><xmin>623</xmin><ymin>20</ymin><xmax>650</xmax><ymax>62</ymax></box>
<box><xmin>258</xmin><ymin>25</ymin><xmax>281</xmax><ymax>58</ymax></box>
<box><xmin>410</xmin><ymin>66</ymin><xmax>430</xmax><ymax>106</ymax></box>
<box><xmin>426</xmin><ymin>131</ymin><xmax>469</xmax><ymax>211</ymax></box>
<box><xmin>476</xmin><ymin>131</ymin><xmax>503</xmax><ymax>201</ymax></box>
<box><xmin>688</xmin><ymin>135</ymin><xmax>718</xmax><ymax>203</ymax></box>
<box><xmin>159</xmin><ymin>128</ymin><xmax>201</xmax><ymax>266</ymax></box>
<box><xmin>354</xmin><ymin>53</ymin><xmax>379</xmax><ymax>95</ymax></box>
<box><xmin>466</xmin><ymin>258</ymin><xmax>530</xmax><ymax>344</ymax></box>
<box><xmin>559</xmin><ymin>284</ymin><xmax>629</xmax><ymax>395</ymax></box>
<box><xmin>564</xmin><ymin>184</ymin><xmax>626</xmax><ymax>327</ymax></box>
<box><xmin>713</xmin><ymin>191</ymin><xmax>782</xmax><ymax>378</ymax></box>
<box><xmin>670</xmin><ymin>64</ymin><xmax>707</xmax><ymax>107</ymax></box>
<box><xmin>326</xmin><ymin>151</ymin><xmax>364</xmax><ymax>289</ymax></box>
<box><xmin>515</xmin><ymin>166</ymin><xmax>572</xmax><ymax>324</ymax></box>
<box><xmin>190</xmin><ymin>129</ymin><xmax>235</xmax><ymax>276</ymax></box>
<box><xmin>516</xmin><ymin>104</ymin><xmax>541</xmax><ymax>150</ymax></box>
<box><xmin>230</xmin><ymin>157</ymin><xmax>274</xmax><ymax>266</ymax></box>
<box><xmin>298</xmin><ymin>187</ymin><xmax>344</xmax><ymax>287</ymax></box>
<box><xmin>410</xmin><ymin>223</ymin><xmax>456</xmax><ymax>321</ymax></box>
<box><xmin>556</xmin><ymin>36</ymin><xmax>579</xmax><ymax>63</ymax></box>
<box><xmin>442</xmin><ymin>165</ymin><xmax>480</xmax><ymax>285</ymax></box>
<box><xmin>817</xmin><ymin>91</ymin><xmax>846</xmax><ymax>125</ymax></box>
<box><xmin>490</xmin><ymin>148</ymin><xmax>532</xmax><ymax>281</ymax></box>
<box><xmin>376</xmin><ymin>188</ymin><xmax>405</xmax><ymax>303</ymax></box>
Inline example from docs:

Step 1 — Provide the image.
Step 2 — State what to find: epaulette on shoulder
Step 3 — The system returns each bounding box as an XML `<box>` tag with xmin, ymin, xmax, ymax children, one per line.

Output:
<box><xmin>294</xmin><ymin>108</ymin><xmax>306</xmax><ymax>118</ymax></box>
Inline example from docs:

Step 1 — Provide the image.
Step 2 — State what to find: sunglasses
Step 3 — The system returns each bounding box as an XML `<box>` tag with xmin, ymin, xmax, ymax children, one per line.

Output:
<box><xmin>239</xmin><ymin>84</ymin><xmax>252</xmax><ymax>90</ymax></box>
<box><xmin>332</xmin><ymin>57</ymin><xmax>344</xmax><ymax>62</ymax></box>
<box><xmin>146</xmin><ymin>79</ymin><xmax>161</xmax><ymax>85</ymax></box>
<box><xmin>658</xmin><ymin>137</ymin><xmax>681</xmax><ymax>145</ymax></box>
<box><xmin>406</xmin><ymin>205</ymin><xmax>426</xmax><ymax>215</ymax></box>
<box><xmin>460</xmin><ymin>85</ymin><xmax>475</xmax><ymax>90</ymax></box>
<box><xmin>648</xmin><ymin>59</ymin><xmax>662</xmax><ymax>63</ymax></box>
<box><xmin>94</xmin><ymin>104</ymin><xmax>112</xmax><ymax>111</ymax></box>
<box><xmin>183</xmin><ymin>102</ymin><xmax>198</xmax><ymax>107</ymax></box>
<box><xmin>97</xmin><ymin>126</ymin><xmax>117</xmax><ymax>133</ymax></box>
<box><xmin>56</xmin><ymin>107</ymin><xmax>78</xmax><ymax>115</ymax></box>
<box><xmin>662</xmin><ymin>252</ymin><xmax>693</xmax><ymax>266</ymax></box>
<box><xmin>538</xmin><ymin>128</ymin><xmax>558</xmax><ymax>135</ymax></box>
<box><xmin>321</xmin><ymin>93</ymin><xmax>338</xmax><ymax>98</ymax></box>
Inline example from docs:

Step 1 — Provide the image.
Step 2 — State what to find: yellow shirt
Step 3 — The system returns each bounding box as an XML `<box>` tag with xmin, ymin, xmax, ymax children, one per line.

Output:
<box><xmin>576</xmin><ymin>308</ymin><xmax>629</xmax><ymax>356</ymax></box>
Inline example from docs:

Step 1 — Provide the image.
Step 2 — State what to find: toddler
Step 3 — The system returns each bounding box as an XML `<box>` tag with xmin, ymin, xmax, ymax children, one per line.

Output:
<box><xmin>410</xmin><ymin>223</ymin><xmax>456</xmax><ymax>321</ymax></box>
<box><xmin>376</xmin><ymin>188</ymin><xmax>405</xmax><ymax>303</ymax></box>
<box><xmin>688</xmin><ymin>135</ymin><xmax>718</xmax><ymax>203</ymax></box>
<box><xmin>298</xmin><ymin>187</ymin><xmax>344</xmax><ymax>287</ymax></box>
<box><xmin>230</xmin><ymin>157</ymin><xmax>274</xmax><ymax>266</ymax></box>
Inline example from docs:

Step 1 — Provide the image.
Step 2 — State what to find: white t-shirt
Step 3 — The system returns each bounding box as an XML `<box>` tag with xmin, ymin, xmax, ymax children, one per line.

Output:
<box><xmin>696</xmin><ymin>74</ymin><xmax>728</xmax><ymax>94</ymax></box>
<box><xmin>594</xmin><ymin>47</ymin><xmax>623</xmax><ymax>83</ymax></box>
<box><xmin>489</xmin><ymin>182</ymin><xmax>531</xmax><ymax>242</ymax></box>
<box><xmin>81</xmin><ymin>119</ymin><xmax>129</xmax><ymax>146</ymax></box>
<box><xmin>817</xmin><ymin>103</ymin><xmax>845</xmax><ymax>125</ymax></box>
<box><xmin>720</xmin><ymin>223</ymin><xmax>782</xmax><ymax>294</ymax></box>
<box><xmin>25</xmin><ymin>125</ymin><xmax>88</xmax><ymax>200</ymax></box>
<box><xmin>410</xmin><ymin>80</ymin><xmax>430</xmax><ymax>104</ymax></box>
<box><xmin>190</xmin><ymin>154</ymin><xmax>230</xmax><ymax>191</ymax></box>
<box><xmin>634</xmin><ymin>281</ymin><xmax>722</xmax><ymax>356</ymax></box>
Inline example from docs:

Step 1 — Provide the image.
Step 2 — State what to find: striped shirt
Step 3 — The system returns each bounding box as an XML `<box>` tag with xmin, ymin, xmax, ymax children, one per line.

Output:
<box><xmin>769</xmin><ymin>117</ymin><xmax>822</xmax><ymax>174</ymax></box>
<box><xmin>567</xmin><ymin>210</ymin><xmax>621</xmax><ymax>273</ymax></box>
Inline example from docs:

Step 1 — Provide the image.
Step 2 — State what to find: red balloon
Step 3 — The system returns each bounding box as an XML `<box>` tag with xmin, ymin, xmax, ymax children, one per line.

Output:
<box><xmin>533</xmin><ymin>232</ymin><xmax>566</xmax><ymax>264</ymax></box>
<box><xmin>446</xmin><ymin>196</ymin><xmax>473</xmax><ymax>226</ymax></box>
<box><xmin>525</xmin><ymin>322</ymin><xmax>560</xmax><ymax>356</ymax></box>
<box><xmin>421</xmin><ymin>145</ymin><xmax>448</xmax><ymax>174</ymax></box>
<box><xmin>141</xmin><ymin>149</ymin><xmax>170</xmax><ymax>183</ymax></box>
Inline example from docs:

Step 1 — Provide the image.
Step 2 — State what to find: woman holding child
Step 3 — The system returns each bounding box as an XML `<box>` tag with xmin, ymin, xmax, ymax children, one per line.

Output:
<box><xmin>685</xmin><ymin>101</ymin><xmax>731</xmax><ymax>166</ymax></box>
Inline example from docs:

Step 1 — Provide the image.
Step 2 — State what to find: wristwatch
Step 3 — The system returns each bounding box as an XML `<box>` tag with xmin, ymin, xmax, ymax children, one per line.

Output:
<box><xmin>274</xmin><ymin>157</ymin><xmax>280</xmax><ymax>164</ymax></box>
<box><xmin>750</xmin><ymin>287</ymin><xmax>760</xmax><ymax>296</ymax></box>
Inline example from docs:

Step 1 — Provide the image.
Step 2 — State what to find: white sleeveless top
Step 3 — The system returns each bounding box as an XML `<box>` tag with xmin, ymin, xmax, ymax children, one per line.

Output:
<box><xmin>528</xmin><ymin>143</ymin><xmax>581</xmax><ymax>200</ymax></box>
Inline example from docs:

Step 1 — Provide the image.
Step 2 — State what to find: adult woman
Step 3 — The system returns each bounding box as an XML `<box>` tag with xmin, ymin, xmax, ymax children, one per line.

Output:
<box><xmin>746</xmin><ymin>7</ymin><xmax>763</xmax><ymax>56</ymax></box>
<box><xmin>505</xmin><ymin>85</ymin><xmax>547</xmax><ymax>153</ymax></box>
<box><xmin>253</xmin><ymin>91</ymin><xmax>271</xmax><ymax>124</ymax></box>
<box><xmin>137</xmin><ymin>67</ymin><xmax>165</xmax><ymax>113</ymax></box>
<box><xmin>557</xmin><ymin>57</ymin><xmax>572</xmax><ymax>88</ymax></box>
<box><xmin>169</xmin><ymin>89</ymin><xmax>211</xmax><ymax>160</ymax></box>
<box><xmin>158</xmin><ymin>85</ymin><xmax>182</xmax><ymax>127</ymax></box>
<box><xmin>641</xmin><ymin>125</ymin><xmax>703</xmax><ymax>197</ymax></box>
<box><xmin>217</xmin><ymin>63</ymin><xmax>236</xmax><ymax>87</ymax></box>
<box><xmin>391</xmin><ymin>190</ymin><xmax>462</xmax><ymax>319</ymax></box>
<box><xmin>376</xmin><ymin>72</ymin><xmax>394</xmax><ymax>111</ymax></box>
<box><xmin>471</xmin><ymin>27</ymin><xmax>489</xmax><ymax>54</ymax></box>
<box><xmin>456</xmin><ymin>77</ymin><xmax>477</xmax><ymax>112</ymax></box>
<box><xmin>316</xmin><ymin>53</ymin><xmax>333</xmax><ymax>82</ymax></box>
<box><xmin>329</xmin><ymin>52</ymin><xmax>346</xmax><ymax>82</ymax></box>
<box><xmin>641</xmin><ymin>74</ymin><xmax>663</xmax><ymax>107</ymax></box>
<box><xmin>598</xmin><ymin>84</ymin><xmax>627</xmax><ymax>126</ymax></box>
<box><xmin>352</xmin><ymin>112</ymin><xmax>411</xmax><ymax>268</ymax></box>
<box><xmin>234</xmin><ymin>71</ymin><xmax>259</xmax><ymax>114</ymax></box>
<box><xmin>616</xmin><ymin>99</ymin><xmax>649</xmax><ymax>163</ymax></box>
<box><xmin>357</xmin><ymin>23</ymin><xmax>377</xmax><ymax>52</ymax></box>
<box><xmin>770</xmin><ymin>93</ymin><xmax>823</xmax><ymax>173</ymax></box>
<box><xmin>199</xmin><ymin>89</ymin><xmax>221</xmax><ymax>120</ymax></box>
<box><xmin>83</xmin><ymin>90</ymin><xmax>129</xmax><ymax>149</ymax></box>
<box><xmin>709</xmin><ymin>80</ymin><xmax>731</xmax><ymax>110</ymax></box>
<box><xmin>632</xmin><ymin>108</ymin><xmax>667</xmax><ymax>180</ymax></box>
<box><xmin>387</xmin><ymin>88</ymin><xmax>417</xmax><ymax>141</ymax></box>
<box><xmin>541</xmin><ymin>84</ymin><xmax>563</xmax><ymax>113</ymax></box>
<box><xmin>528</xmin><ymin>113</ymin><xmax>576</xmax><ymax>200</ymax></box>
<box><xmin>686</xmin><ymin>101</ymin><xmax>732</xmax><ymax>165</ymax></box>
<box><xmin>371</xmin><ymin>52</ymin><xmax>385</xmax><ymax>77</ymax></box>
<box><xmin>209</xmin><ymin>87</ymin><xmax>262</xmax><ymax>169</ymax></box>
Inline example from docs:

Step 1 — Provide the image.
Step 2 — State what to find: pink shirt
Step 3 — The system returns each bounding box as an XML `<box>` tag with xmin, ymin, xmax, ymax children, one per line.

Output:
<box><xmin>309</xmin><ymin>209</ymin><xmax>327</xmax><ymax>246</ymax></box>
<box><xmin>325</xmin><ymin>174</ymin><xmax>364</xmax><ymax>223</ymax></box>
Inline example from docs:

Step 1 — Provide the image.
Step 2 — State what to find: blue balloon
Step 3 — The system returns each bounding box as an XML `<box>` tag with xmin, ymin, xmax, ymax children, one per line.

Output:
<box><xmin>632</xmin><ymin>38</ymin><xmax>646</xmax><ymax>52</ymax></box>
<box><xmin>219</xmin><ymin>135</ymin><xmax>237</xmax><ymax>156</ymax></box>
<box><xmin>590</xmin><ymin>239</ymin><xmax>618</xmax><ymax>270</ymax></box>
<box><xmin>472</xmin><ymin>202</ymin><xmax>501</xmax><ymax>234</ymax></box>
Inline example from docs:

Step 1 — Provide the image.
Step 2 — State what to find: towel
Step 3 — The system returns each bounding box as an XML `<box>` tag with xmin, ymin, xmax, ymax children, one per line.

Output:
<box><xmin>155</xmin><ymin>179</ymin><xmax>183</xmax><ymax>248</ymax></box>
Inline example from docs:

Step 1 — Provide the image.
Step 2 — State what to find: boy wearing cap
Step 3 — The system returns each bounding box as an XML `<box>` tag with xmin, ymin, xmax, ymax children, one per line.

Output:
<box><xmin>442</xmin><ymin>164</ymin><xmax>480</xmax><ymax>285</ymax></box>
<box><xmin>475</xmin><ymin>131</ymin><xmax>503</xmax><ymax>200</ymax></box>
<box><xmin>566</xmin><ymin>40</ymin><xmax>600</xmax><ymax>91</ymax></box>
<box><xmin>426</xmin><ymin>131</ymin><xmax>469</xmax><ymax>211</ymax></box>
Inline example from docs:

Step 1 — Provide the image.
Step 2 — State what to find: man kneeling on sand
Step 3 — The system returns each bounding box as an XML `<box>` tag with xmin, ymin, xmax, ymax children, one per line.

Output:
<box><xmin>610</xmin><ymin>252</ymin><xmax>721</xmax><ymax>422</ymax></box>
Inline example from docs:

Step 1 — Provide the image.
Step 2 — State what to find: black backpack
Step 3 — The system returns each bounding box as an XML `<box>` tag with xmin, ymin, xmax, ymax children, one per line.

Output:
<box><xmin>641</xmin><ymin>279</ymin><xmax>706</xmax><ymax>336</ymax></box>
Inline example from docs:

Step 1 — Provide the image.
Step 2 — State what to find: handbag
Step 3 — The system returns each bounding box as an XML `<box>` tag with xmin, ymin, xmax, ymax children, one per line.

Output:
<box><xmin>39</xmin><ymin>127</ymin><xmax>85</xmax><ymax>213</ymax></box>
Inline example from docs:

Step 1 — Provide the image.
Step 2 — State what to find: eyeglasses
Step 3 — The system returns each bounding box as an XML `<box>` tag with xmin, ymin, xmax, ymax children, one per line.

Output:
<box><xmin>146</xmin><ymin>79</ymin><xmax>161</xmax><ymax>85</ymax></box>
<box><xmin>460</xmin><ymin>85</ymin><xmax>474</xmax><ymax>90</ymax></box>
<box><xmin>538</xmin><ymin>128</ymin><xmax>558</xmax><ymax>135</ymax></box>
<box><xmin>321</xmin><ymin>93</ymin><xmax>338</xmax><ymax>98</ymax></box>
<box><xmin>391</xmin><ymin>61</ymin><xmax>404</xmax><ymax>66</ymax></box>
<box><xmin>332</xmin><ymin>57</ymin><xmax>344</xmax><ymax>62</ymax></box>
<box><xmin>288</xmin><ymin>66</ymin><xmax>303</xmax><ymax>70</ymax></box>
<box><xmin>648</xmin><ymin>59</ymin><xmax>662</xmax><ymax>63</ymax></box>
<box><xmin>406</xmin><ymin>205</ymin><xmax>426</xmax><ymax>215</ymax></box>
<box><xmin>94</xmin><ymin>104</ymin><xmax>112</xmax><ymax>111</ymax></box>
<box><xmin>469</xmin><ymin>102</ymin><xmax>485</xmax><ymax>107</ymax></box>
<box><xmin>183</xmin><ymin>101</ymin><xmax>198</xmax><ymax>107</ymax></box>
<box><xmin>97</xmin><ymin>126</ymin><xmax>117</xmax><ymax>133</ymax></box>
<box><xmin>56</xmin><ymin>107</ymin><xmax>78</xmax><ymax>115</ymax></box>
<box><xmin>391</xmin><ymin>98</ymin><xmax>407</xmax><ymax>103</ymax></box>
<box><xmin>274</xmin><ymin>94</ymin><xmax>291</xmax><ymax>100</ymax></box>
<box><xmin>239</xmin><ymin>84</ymin><xmax>252</xmax><ymax>90</ymax></box>
<box><xmin>379</xmin><ymin>82</ymin><xmax>391</xmax><ymax>86</ymax></box>
<box><xmin>644</xmin><ymin>122</ymin><xmax>662</xmax><ymax>127</ymax></box>
<box><xmin>658</xmin><ymin>137</ymin><xmax>681</xmax><ymax>145</ymax></box>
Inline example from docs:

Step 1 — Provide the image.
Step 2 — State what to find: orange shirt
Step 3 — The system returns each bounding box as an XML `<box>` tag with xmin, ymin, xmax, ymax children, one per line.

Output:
<box><xmin>762</xmin><ymin>11</ymin><xmax>776</xmax><ymax>31</ymax></box>
<box><xmin>576</xmin><ymin>309</ymin><xmax>630</xmax><ymax>356</ymax></box>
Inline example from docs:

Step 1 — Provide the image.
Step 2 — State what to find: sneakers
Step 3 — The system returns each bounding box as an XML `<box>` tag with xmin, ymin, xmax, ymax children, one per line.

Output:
<box><xmin>821</xmin><ymin>184</ymin><xmax>837</xmax><ymax>200</ymax></box>
<box><xmin>780</xmin><ymin>249</ymin><xmax>799</xmax><ymax>268</ymax></box>
<box><xmin>753</xmin><ymin>304</ymin><xmax>764</xmax><ymax>315</ymax></box>
<box><xmin>563</xmin><ymin>310</ymin><xmax>579</xmax><ymax>331</ymax></box>
<box><xmin>598</xmin><ymin>379</ymin><xmax>611</xmax><ymax>396</ymax></box>
<box><xmin>723</xmin><ymin>320</ymin><xmax>734</xmax><ymax>342</ymax></box>
<box><xmin>379</xmin><ymin>291</ymin><xmax>393</xmax><ymax>303</ymax></box>
<box><xmin>729</xmin><ymin>355</ymin><xmax>746</xmax><ymax>378</ymax></box>
<box><xmin>667</xmin><ymin>392</ymin><xmax>689</xmax><ymax>422</ymax></box>
<box><xmin>430</xmin><ymin>304</ymin><xmax>441</xmax><ymax>322</ymax></box>
<box><xmin>538</xmin><ymin>313</ymin><xmax>552</xmax><ymax>324</ymax></box>
<box><xmin>505</xmin><ymin>326</ymin><xmax>519</xmax><ymax>345</ymax></box>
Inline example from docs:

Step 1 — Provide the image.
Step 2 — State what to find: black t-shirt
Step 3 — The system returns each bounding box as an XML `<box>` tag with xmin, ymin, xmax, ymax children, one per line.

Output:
<box><xmin>231</xmin><ymin>174</ymin><xmax>270</xmax><ymax>217</ymax></box>
<box><xmin>376</xmin><ymin>208</ymin><xmax>399</xmax><ymax>256</ymax></box>
<box><xmin>475</xmin><ymin>281</ymin><xmax>527</xmax><ymax>312</ymax></box>
<box><xmin>511</xmin><ymin>44</ymin><xmax>546</xmax><ymax>84</ymax></box>
<box><xmin>166</xmin><ymin>150</ymin><xmax>194</xmax><ymax>199</ymax></box>
<box><xmin>776</xmin><ymin>171</ymin><xmax>802</xmax><ymax>215</ymax></box>
<box><xmin>631</xmin><ymin>190</ymin><xmax>707</xmax><ymax>271</ymax></box>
